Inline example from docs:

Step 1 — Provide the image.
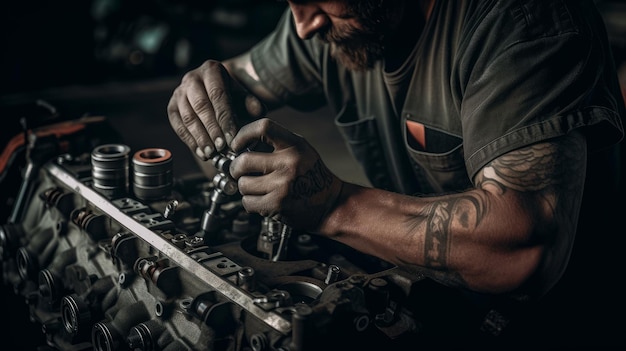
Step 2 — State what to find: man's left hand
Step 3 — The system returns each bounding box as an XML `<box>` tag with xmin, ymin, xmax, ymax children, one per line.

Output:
<box><xmin>229</xmin><ymin>118</ymin><xmax>343</xmax><ymax>231</ymax></box>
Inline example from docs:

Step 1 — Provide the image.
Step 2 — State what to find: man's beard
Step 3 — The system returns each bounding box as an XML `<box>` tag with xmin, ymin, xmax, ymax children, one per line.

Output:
<box><xmin>322</xmin><ymin>23</ymin><xmax>385</xmax><ymax>71</ymax></box>
<box><xmin>317</xmin><ymin>2</ymin><xmax>394</xmax><ymax>71</ymax></box>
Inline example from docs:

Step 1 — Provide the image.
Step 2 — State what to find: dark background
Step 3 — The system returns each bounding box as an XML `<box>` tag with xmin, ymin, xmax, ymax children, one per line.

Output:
<box><xmin>0</xmin><ymin>0</ymin><xmax>289</xmax><ymax>95</ymax></box>
<box><xmin>0</xmin><ymin>0</ymin><xmax>293</xmax><ymax>181</ymax></box>
<box><xmin>1</xmin><ymin>1</ymin><xmax>625</xmax><ymax>350</ymax></box>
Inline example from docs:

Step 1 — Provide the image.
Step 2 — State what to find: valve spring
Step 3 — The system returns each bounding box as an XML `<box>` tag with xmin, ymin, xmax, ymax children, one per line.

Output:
<box><xmin>41</xmin><ymin>187</ymin><xmax>63</xmax><ymax>207</ymax></box>
<box><xmin>72</xmin><ymin>210</ymin><xmax>96</xmax><ymax>230</ymax></box>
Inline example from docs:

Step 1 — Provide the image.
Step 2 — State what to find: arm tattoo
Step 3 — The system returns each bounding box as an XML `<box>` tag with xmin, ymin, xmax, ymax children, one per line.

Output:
<box><xmin>424</xmin><ymin>195</ymin><xmax>485</xmax><ymax>268</ymax></box>
<box><xmin>291</xmin><ymin>159</ymin><xmax>333</xmax><ymax>200</ymax></box>
<box><xmin>478</xmin><ymin>136</ymin><xmax>585</xmax><ymax>194</ymax></box>
<box><xmin>418</xmin><ymin>133</ymin><xmax>585</xmax><ymax>287</ymax></box>
<box><xmin>425</xmin><ymin>201</ymin><xmax>452</xmax><ymax>268</ymax></box>
<box><xmin>482</xmin><ymin>143</ymin><xmax>559</xmax><ymax>192</ymax></box>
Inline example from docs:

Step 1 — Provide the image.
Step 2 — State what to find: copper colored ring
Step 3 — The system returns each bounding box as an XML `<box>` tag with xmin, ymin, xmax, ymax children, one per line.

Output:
<box><xmin>133</xmin><ymin>148</ymin><xmax>172</xmax><ymax>164</ymax></box>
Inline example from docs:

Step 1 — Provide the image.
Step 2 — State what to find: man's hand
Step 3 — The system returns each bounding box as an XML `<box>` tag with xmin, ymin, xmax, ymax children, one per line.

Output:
<box><xmin>167</xmin><ymin>60</ymin><xmax>265</xmax><ymax>161</ymax></box>
<box><xmin>229</xmin><ymin>118</ymin><xmax>343</xmax><ymax>231</ymax></box>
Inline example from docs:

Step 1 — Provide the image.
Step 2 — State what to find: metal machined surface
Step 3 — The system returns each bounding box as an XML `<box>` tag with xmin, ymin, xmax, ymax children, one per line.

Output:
<box><xmin>45</xmin><ymin>161</ymin><xmax>292</xmax><ymax>335</ymax></box>
<box><xmin>1</xmin><ymin>135</ymin><xmax>476</xmax><ymax>350</ymax></box>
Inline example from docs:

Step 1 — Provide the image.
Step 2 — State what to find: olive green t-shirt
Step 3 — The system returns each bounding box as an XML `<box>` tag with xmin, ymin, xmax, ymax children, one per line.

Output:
<box><xmin>249</xmin><ymin>0</ymin><xmax>624</xmax><ymax>195</ymax></box>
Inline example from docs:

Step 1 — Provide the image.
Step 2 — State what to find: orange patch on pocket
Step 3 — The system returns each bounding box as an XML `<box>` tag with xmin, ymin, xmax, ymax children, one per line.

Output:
<box><xmin>406</xmin><ymin>120</ymin><xmax>426</xmax><ymax>149</ymax></box>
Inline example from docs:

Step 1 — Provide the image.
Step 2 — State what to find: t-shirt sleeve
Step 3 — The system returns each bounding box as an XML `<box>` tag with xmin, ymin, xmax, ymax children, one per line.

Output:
<box><xmin>249</xmin><ymin>8</ymin><xmax>328</xmax><ymax>111</ymax></box>
<box><xmin>458</xmin><ymin>2</ymin><xmax>624</xmax><ymax>177</ymax></box>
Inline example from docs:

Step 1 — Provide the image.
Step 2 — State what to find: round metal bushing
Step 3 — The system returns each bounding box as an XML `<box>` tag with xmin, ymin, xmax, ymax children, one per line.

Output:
<box><xmin>92</xmin><ymin>321</ymin><xmax>120</xmax><ymax>351</ymax></box>
<box><xmin>61</xmin><ymin>294</ymin><xmax>92</xmax><ymax>341</ymax></box>
<box><xmin>132</xmin><ymin>148</ymin><xmax>173</xmax><ymax>201</ymax></box>
<box><xmin>91</xmin><ymin>144</ymin><xmax>131</xmax><ymax>198</ymax></box>
<box><xmin>0</xmin><ymin>224</ymin><xmax>23</xmax><ymax>259</ymax></box>
<box><xmin>16</xmin><ymin>247</ymin><xmax>37</xmax><ymax>281</ymax></box>
<box><xmin>127</xmin><ymin>322</ymin><xmax>163</xmax><ymax>351</ymax></box>
<box><xmin>39</xmin><ymin>269</ymin><xmax>61</xmax><ymax>305</ymax></box>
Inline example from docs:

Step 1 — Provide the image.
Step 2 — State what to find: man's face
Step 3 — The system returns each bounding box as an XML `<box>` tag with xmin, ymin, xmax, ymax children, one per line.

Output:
<box><xmin>288</xmin><ymin>0</ymin><xmax>402</xmax><ymax>71</ymax></box>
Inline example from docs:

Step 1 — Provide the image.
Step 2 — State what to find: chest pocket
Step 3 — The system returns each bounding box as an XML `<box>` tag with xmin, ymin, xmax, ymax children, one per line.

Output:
<box><xmin>403</xmin><ymin>120</ymin><xmax>473</xmax><ymax>194</ymax></box>
<box><xmin>334</xmin><ymin>104</ymin><xmax>394</xmax><ymax>191</ymax></box>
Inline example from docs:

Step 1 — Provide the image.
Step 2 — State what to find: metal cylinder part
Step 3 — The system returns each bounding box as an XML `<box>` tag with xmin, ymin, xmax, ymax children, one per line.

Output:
<box><xmin>61</xmin><ymin>294</ymin><xmax>92</xmax><ymax>342</ymax></box>
<box><xmin>92</xmin><ymin>321</ymin><xmax>122</xmax><ymax>351</ymax></box>
<box><xmin>92</xmin><ymin>301</ymin><xmax>150</xmax><ymax>351</ymax></box>
<box><xmin>91</xmin><ymin>144</ymin><xmax>131</xmax><ymax>198</ymax></box>
<box><xmin>237</xmin><ymin>266</ymin><xmax>256</xmax><ymax>291</ymax></box>
<box><xmin>126</xmin><ymin>320</ymin><xmax>166</xmax><ymax>351</ymax></box>
<box><xmin>291</xmin><ymin>304</ymin><xmax>313</xmax><ymax>351</ymax></box>
<box><xmin>0</xmin><ymin>224</ymin><xmax>23</xmax><ymax>260</ymax></box>
<box><xmin>132</xmin><ymin>148</ymin><xmax>173</xmax><ymax>201</ymax></box>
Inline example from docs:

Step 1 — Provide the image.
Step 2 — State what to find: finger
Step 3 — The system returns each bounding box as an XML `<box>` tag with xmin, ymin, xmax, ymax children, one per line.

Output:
<box><xmin>185</xmin><ymin>85</ymin><xmax>220</xmax><ymax>157</ymax></box>
<box><xmin>240</xmin><ymin>193</ymin><xmax>279</xmax><ymax>219</ymax></box>
<box><xmin>177</xmin><ymin>93</ymin><xmax>217</xmax><ymax>161</ymax></box>
<box><xmin>230</xmin><ymin>118</ymin><xmax>298</xmax><ymax>153</ymax></box>
<box><xmin>167</xmin><ymin>92</ymin><xmax>214</xmax><ymax>160</ymax></box>
<box><xmin>237</xmin><ymin>174</ymin><xmax>285</xmax><ymax>196</ymax></box>
<box><xmin>229</xmin><ymin>151</ymin><xmax>282</xmax><ymax>179</ymax></box>
<box><xmin>202</xmin><ymin>62</ymin><xmax>239</xmax><ymax>149</ymax></box>
<box><xmin>167</xmin><ymin>95</ymin><xmax>198</xmax><ymax>155</ymax></box>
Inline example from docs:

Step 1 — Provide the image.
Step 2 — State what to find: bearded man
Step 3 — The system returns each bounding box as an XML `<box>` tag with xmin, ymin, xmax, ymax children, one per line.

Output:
<box><xmin>167</xmin><ymin>1</ymin><xmax>625</xmax><ymax>348</ymax></box>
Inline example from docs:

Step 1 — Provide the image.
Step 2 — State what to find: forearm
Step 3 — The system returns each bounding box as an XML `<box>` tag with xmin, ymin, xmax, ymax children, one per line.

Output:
<box><xmin>317</xmin><ymin>183</ymin><xmax>543</xmax><ymax>293</ymax></box>
<box><xmin>317</xmin><ymin>132</ymin><xmax>586</xmax><ymax>295</ymax></box>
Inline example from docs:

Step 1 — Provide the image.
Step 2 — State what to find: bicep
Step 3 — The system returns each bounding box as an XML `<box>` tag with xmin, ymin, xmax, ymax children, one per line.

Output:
<box><xmin>475</xmin><ymin>131</ymin><xmax>586</xmax><ymax>222</ymax></box>
<box><xmin>473</xmin><ymin>130</ymin><xmax>587</xmax><ymax>293</ymax></box>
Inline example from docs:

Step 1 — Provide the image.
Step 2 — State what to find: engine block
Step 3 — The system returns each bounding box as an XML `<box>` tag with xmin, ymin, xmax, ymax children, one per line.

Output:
<box><xmin>1</xmin><ymin>140</ymin><xmax>490</xmax><ymax>351</ymax></box>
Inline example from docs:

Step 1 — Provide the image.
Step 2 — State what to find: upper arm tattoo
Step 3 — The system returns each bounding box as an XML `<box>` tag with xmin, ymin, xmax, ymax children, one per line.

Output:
<box><xmin>414</xmin><ymin>132</ymin><xmax>586</xmax><ymax>287</ymax></box>
<box><xmin>477</xmin><ymin>132</ymin><xmax>586</xmax><ymax>196</ymax></box>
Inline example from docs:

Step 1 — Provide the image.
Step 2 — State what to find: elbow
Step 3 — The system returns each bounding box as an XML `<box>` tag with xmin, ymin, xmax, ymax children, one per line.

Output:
<box><xmin>485</xmin><ymin>245</ymin><xmax>544</xmax><ymax>294</ymax></box>
<box><xmin>466</xmin><ymin>201</ymin><xmax>552</xmax><ymax>294</ymax></box>
<box><xmin>460</xmin><ymin>226</ymin><xmax>546</xmax><ymax>294</ymax></box>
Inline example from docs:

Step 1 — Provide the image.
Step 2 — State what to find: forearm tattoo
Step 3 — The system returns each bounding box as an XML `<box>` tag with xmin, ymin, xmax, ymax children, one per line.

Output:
<box><xmin>424</xmin><ymin>195</ymin><xmax>484</xmax><ymax>268</ymax></box>
<box><xmin>291</xmin><ymin>159</ymin><xmax>334</xmax><ymax>200</ymax></box>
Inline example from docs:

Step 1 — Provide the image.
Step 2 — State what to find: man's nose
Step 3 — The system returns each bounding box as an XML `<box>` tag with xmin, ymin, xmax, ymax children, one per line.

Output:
<box><xmin>290</xmin><ymin>4</ymin><xmax>330</xmax><ymax>39</ymax></box>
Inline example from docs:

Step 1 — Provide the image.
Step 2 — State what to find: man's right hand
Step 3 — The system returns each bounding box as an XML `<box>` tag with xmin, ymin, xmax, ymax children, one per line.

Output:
<box><xmin>167</xmin><ymin>59</ymin><xmax>265</xmax><ymax>161</ymax></box>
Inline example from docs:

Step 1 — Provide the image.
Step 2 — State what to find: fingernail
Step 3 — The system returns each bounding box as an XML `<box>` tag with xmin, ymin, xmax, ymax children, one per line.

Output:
<box><xmin>203</xmin><ymin>146</ymin><xmax>214</xmax><ymax>158</ymax></box>
<box><xmin>195</xmin><ymin>147</ymin><xmax>207</xmax><ymax>160</ymax></box>
<box><xmin>225</xmin><ymin>132</ymin><xmax>234</xmax><ymax>146</ymax></box>
<box><xmin>215</xmin><ymin>137</ymin><xmax>225</xmax><ymax>151</ymax></box>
